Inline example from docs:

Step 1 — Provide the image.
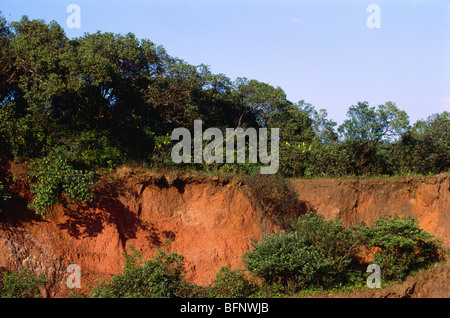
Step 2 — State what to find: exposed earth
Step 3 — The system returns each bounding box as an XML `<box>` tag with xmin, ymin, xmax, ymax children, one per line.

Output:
<box><xmin>0</xmin><ymin>160</ymin><xmax>449</xmax><ymax>298</ymax></box>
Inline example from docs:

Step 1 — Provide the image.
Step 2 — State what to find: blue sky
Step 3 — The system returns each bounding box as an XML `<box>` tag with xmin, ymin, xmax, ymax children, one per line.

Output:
<box><xmin>1</xmin><ymin>0</ymin><xmax>449</xmax><ymax>125</ymax></box>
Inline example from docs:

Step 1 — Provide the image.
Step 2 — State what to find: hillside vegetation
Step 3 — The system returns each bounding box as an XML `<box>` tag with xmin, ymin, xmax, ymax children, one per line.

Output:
<box><xmin>0</xmin><ymin>16</ymin><xmax>449</xmax><ymax>218</ymax></box>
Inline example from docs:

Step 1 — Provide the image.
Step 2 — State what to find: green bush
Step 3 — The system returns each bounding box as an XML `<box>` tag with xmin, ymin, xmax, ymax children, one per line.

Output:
<box><xmin>74</xmin><ymin>129</ymin><xmax>125</xmax><ymax>169</ymax></box>
<box><xmin>243</xmin><ymin>212</ymin><xmax>365</xmax><ymax>290</ymax></box>
<box><xmin>365</xmin><ymin>214</ymin><xmax>446</xmax><ymax>281</ymax></box>
<box><xmin>209</xmin><ymin>267</ymin><xmax>259</xmax><ymax>298</ymax></box>
<box><xmin>243</xmin><ymin>212</ymin><xmax>446</xmax><ymax>292</ymax></box>
<box><xmin>243</xmin><ymin>230</ymin><xmax>315</xmax><ymax>287</ymax></box>
<box><xmin>0</xmin><ymin>269</ymin><xmax>46</xmax><ymax>298</ymax></box>
<box><xmin>290</xmin><ymin>212</ymin><xmax>367</xmax><ymax>285</ymax></box>
<box><xmin>28</xmin><ymin>149</ymin><xmax>97</xmax><ymax>218</ymax></box>
<box><xmin>90</xmin><ymin>245</ymin><xmax>189</xmax><ymax>298</ymax></box>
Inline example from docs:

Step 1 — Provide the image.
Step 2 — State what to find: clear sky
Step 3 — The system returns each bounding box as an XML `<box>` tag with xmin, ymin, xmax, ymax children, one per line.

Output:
<box><xmin>1</xmin><ymin>0</ymin><xmax>449</xmax><ymax>125</ymax></box>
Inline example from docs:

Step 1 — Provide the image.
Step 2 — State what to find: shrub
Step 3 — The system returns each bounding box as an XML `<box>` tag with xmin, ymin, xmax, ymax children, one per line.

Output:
<box><xmin>366</xmin><ymin>214</ymin><xmax>446</xmax><ymax>281</ymax></box>
<box><xmin>74</xmin><ymin>129</ymin><xmax>124</xmax><ymax>169</ymax></box>
<box><xmin>243</xmin><ymin>230</ymin><xmax>318</xmax><ymax>287</ymax></box>
<box><xmin>278</xmin><ymin>141</ymin><xmax>311</xmax><ymax>177</ymax></box>
<box><xmin>243</xmin><ymin>212</ymin><xmax>446</xmax><ymax>291</ymax></box>
<box><xmin>291</xmin><ymin>212</ymin><xmax>367</xmax><ymax>285</ymax></box>
<box><xmin>147</xmin><ymin>131</ymin><xmax>176</xmax><ymax>168</ymax></box>
<box><xmin>209</xmin><ymin>267</ymin><xmax>259</xmax><ymax>298</ymax></box>
<box><xmin>28</xmin><ymin>148</ymin><xmax>97</xmax><ymax>218</ymax></box>
<box><xmin>0</xmin><ymin>269</ymin><xmax>46</xmax><ymax>298</ymax></box>
<box><xmin>90</xmin><ymin>245</ymin><xmax>188</xmax><ymax>298</ymax></box>
<box><xmin>243</xmin><ymin>212</ymin><xmax>366</xmax><ymax>290</ymax></box>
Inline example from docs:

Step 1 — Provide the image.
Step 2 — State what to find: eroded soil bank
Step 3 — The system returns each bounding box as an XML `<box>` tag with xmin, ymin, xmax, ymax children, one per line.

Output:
<box><xmin>0</xmin><ymin>164</ymin><xmax>448</xmax><ymax>297</ymax></box>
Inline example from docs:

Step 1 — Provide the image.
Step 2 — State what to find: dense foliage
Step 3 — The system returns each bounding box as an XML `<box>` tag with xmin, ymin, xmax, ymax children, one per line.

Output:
<box><xmin>208</xmin><ymin>267</ymin><xmax>259</xmax><ymax>298</ymax></box>
<box><xmin>243</xmin><ymin>212</ymin><xmax>446</xmax><ymax>292</ymax></box>
<box><xmin>27</xmin><ymin>147</ymin><xmax>97</xmax><ymax>218</ymax></box>
<box><xmin>0</xmin><ymin>15</ymin><xmax>448</xmax><ymax>218</ymax></box>
<box><xmin>90</xmin><ymin>245</ymin><xmax>188</xmax><ymax>298</ymax></box>
<box><xmin>243</xmin><ymin>212</ymin><xmax>365</xmax><ymax>290</ymax></box>
<box><xmin>0</xmin><ymin>214</ymin><xmax>443</xmax><ymax>298</ymax></box>
<box><xmin>366</xmin><ymin>214</ymin><xmax>445</xmax><ymax>281</ymax></box>
<box><xmin>87</xmin><ymin>213</ymin><xmax>445</xmax><ymax>298</ymax></box>
<box><xmin>0</xmin><ymin>269</ymin><xmax>46</xmax><ymax>298</ymax></box>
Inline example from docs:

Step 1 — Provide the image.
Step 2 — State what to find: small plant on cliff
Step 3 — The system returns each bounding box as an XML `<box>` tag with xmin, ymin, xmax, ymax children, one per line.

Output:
<box><xmin>28</xmin><ymin>148</ymin><xmax>97</xmax><ymax>218</ymax></box>
<box><xmin>89</xmin><ymin>244</ymin><xmax>189</xmax><ymax>298</ymax></box>
<box><xmin>0</xmin><ymin>269</ymin><xmax>47</xmax><ymax>298</ymax></box>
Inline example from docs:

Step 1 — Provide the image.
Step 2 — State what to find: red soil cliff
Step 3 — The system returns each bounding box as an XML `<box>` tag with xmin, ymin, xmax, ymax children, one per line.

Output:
<box><xmin>0</xmin><ymin>163</ymin><xmax>449</xmax><ymax>297</ymax></box>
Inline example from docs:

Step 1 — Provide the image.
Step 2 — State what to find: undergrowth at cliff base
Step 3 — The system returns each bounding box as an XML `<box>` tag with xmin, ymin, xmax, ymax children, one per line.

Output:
<box><xmin>0</xmin><ymin>269</ymin><xmax>47</xmax><ymax>298</ymax></box>
<box><xmin>83</xmin><ymin>212</ymin><xmax>446</xmax><ymax>298</ymax></box>
<box><xmin>0</xmin><ymin>213</ymin><xmax>445</xmax><ymax>298</ymax></box>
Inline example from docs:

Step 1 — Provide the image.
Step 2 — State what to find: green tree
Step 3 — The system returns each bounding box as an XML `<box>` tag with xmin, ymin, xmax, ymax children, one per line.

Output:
<box><xmin>235</xmin><ymin>77</ymin><xmax>289</xmax><ymax>127</ymax></box>
<box><xmin>338</xmin><ymin>101</ymin><xmax>409</xmax><ymax>143</ymax></box>
<box><xmin>0</xmin><ymin>13</ymin><xmax>15</xmax><ymax>105</ymax></box>
<box><xmin>267</xmin><ymin>102</ymin><xmax>313</xmax><ymax>143</ymax></box>
<box><xmin>297</xmin><ymin>101</ymin><xmax>338</xmax><ymax>144</ymax></box>
<box><xmin>1</xmin><ymin>15</ymin><xmax>445</xmax><ymax>178</ymax></box>
<box><xmin>337</xmin><ymin>102</ymin><xmax>410</xmax><ymax>175</ymax></box>
<box><xmin>0</xmin><ymin>17</ymin><xmax>72</xmax><ymax>158</ymax></box>
<box><xmin>409</xmin><ymin>112</ymin><xmax>449</xmax><ymax>174</ymax></box>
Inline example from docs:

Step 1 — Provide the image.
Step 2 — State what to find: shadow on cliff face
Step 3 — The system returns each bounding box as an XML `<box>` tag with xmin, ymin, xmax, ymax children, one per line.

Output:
<box><xmin>241</xmin><ymin>175</ymin><xmax>314</xmax><ymax>236</ymax></box>
<box><xmin>0</xmin><ymin>197</ymin><xmax>43</xmax><ymax>226</ymax></box>
<box><xmin>0</xmin><ymin>157</ymin><xmax>42</xmax><ymax>226</ymax></box>
<box><xmin>57</xmin><ymin>179</ymin><xmax>168</xmax><ymax>249</ymax></box>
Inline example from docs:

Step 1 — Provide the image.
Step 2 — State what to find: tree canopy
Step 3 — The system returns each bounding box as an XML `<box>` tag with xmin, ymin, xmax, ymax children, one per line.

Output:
<box><xmin>0</xmin><ymin>16</ymin><xmax>448</xmax><ymax>217</ymax></box>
